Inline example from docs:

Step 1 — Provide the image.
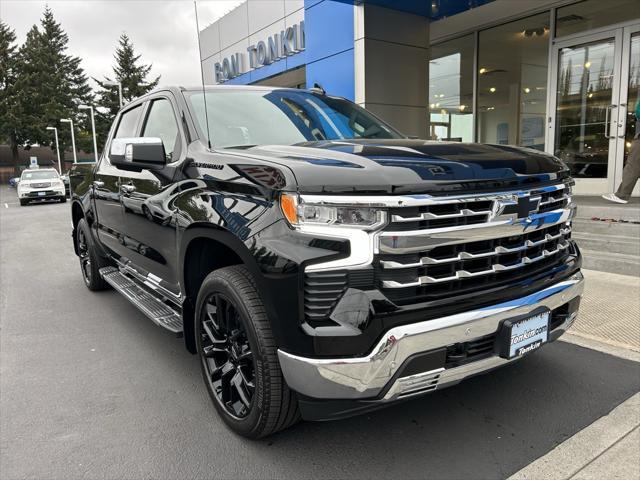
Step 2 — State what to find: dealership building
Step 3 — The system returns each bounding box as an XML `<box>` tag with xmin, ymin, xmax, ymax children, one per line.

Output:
<box><xmin>199</xmin><ymin>0</ymin><xmax>640</xmax><ymax>196</ymax></box>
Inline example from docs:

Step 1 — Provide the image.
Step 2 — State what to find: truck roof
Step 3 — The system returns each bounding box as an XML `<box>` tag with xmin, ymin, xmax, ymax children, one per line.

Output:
<box><xmin>129</xmin><ymin>84</ymin><xmax>325</xmax><ymax>106</ymax></box>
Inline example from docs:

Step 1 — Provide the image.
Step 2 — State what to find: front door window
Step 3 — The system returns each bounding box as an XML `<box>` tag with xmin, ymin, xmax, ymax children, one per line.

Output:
<box><xmin>142</xmin><ymin>98</ymin><xmax>180</xmax><ymax>162</ymax></box>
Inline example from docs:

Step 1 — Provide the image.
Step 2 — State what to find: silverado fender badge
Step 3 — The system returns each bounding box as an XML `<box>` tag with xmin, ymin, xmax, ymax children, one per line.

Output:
<box><xmin>192</xmin><ymin>161</ymin><xmax>223</xmax><ymax>170</ymax></box>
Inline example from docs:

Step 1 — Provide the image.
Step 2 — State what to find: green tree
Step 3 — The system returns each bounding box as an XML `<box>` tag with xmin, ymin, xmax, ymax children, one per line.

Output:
<box><xmin>0</xmin><ymin>21</ymin><xmax>20</xmax><ymax>163</ymax></box>
<box><xmin>94</xmin><ymin>33</ymin><xmax>160</xmax><ymax>150</ymax></box>
<box><xmin>12</xmin><ymin>7</ymin><xmax>93</xmax><ymax>167</ymax></box>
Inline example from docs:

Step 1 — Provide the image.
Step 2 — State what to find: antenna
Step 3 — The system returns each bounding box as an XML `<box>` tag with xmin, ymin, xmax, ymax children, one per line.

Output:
<box><xmin>194</xmin><ymin>0</ymin><xmax>212</xmax><ymax>150</ymax></box>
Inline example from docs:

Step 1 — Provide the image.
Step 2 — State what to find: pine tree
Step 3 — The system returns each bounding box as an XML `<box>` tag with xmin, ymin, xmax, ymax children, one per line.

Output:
<box><xmin>94</xmin><ymin>33</ymin><xmax>160</xmax><ymax>150</ymax></box>
<box><xmin>0</xmin><ymin>21</ymin><xmax>20</xmax><ymax>163</ymax></box>
<box><xmin>12</xmin><ymin>7</ymin><xmax>92</xmax><ymax>167</ymax></box>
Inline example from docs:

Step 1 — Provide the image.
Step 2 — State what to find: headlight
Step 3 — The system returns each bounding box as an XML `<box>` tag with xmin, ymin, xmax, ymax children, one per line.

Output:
<box><xmin>280</xmin><ymin>194</ymin><xmax>385</xmax><ymax>230</ymax></box>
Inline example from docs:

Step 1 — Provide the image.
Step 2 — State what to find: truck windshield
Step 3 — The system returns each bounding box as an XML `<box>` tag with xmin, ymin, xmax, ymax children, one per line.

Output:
<box><xmin>185</xmin><ymin>89</ymin><xmax>403</xmax><ymax>149</ymax></box>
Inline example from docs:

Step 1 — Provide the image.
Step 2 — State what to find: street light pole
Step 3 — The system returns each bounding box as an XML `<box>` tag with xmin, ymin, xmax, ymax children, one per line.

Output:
<box><xmin>104</xmin><ymin>80</ymin><xmax>123</xmax><ymax>108</ymax></box>
<box><xmin>60</xmin><ymin>118</ymin><xmax>77</xmax><ymax>164</ymax></box>
<box><xmin>79</xmin><ymin>105</ymin><xmax>99</xmax><ymax>163</ymax></box>
<box><xmin>46</xmin><ymin>126</ymin><xmax>62</xmax><ymax>173</ymax></box>
<box><xmin>104</xmin><ymin>81</ymin><xmax>152</xmax><ymax>108</ymax></box>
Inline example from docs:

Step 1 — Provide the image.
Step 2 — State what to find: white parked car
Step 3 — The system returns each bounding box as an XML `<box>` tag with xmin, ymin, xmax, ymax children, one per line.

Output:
<box><xmin>17</xmin><ymin>168</ymin><xmax>66</xmax><ymax>206</ymax></box>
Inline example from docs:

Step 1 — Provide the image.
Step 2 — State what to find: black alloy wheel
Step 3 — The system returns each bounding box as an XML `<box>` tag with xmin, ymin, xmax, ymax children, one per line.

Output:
<box><xmin>199</xmin><ymin>293</ymin><xmax>255</xmax><ymax>419</ymax></box>
<box><xmin>195</xmin><ymin>265</ymin><xmax>300</xmax><ymax>438</ymax></box>
<box><xmin>75</xmin><ymin>218</ymin><xmax>110</xmax><ymax>291</ymax></box>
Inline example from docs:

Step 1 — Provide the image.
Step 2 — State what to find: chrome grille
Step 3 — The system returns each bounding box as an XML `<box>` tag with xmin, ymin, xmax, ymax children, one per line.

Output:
<box><xmin>538</xmin><ymin>187</ymin><xmax>569</xmax><ymax>213</ymax></box>
<box><xmin>389</xmin><ymin>199</ymin><xmax>493</xmax><ymax>231</ymax></box>
<box><xmin>386</xmin><ymin>185</ymin><xmax>570</xmax><ymax>232</ymax></box>
<box><xmin>375</xmin><ymin>183</ymin><xmax>575</xmax><ymax>305</ymax></box>
<box><xmin>30</xmin><ymin>182</ymin><xmax>51</xmax><ymax>189</ymax></box>
<box><xmin>378</xmin><ymin>223</ymin><xmax>572</xmax><ymax>288</ymax></box>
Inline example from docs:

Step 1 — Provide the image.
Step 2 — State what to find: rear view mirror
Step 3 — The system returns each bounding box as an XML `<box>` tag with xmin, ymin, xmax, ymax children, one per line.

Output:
<box><xmin>110</xmin><ymin>137</ymin><xmax>166</xmax><ymax>171</ymax></box>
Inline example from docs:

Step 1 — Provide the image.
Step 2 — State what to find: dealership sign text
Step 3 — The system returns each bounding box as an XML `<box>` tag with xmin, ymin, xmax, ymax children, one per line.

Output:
<box><xmin>214</xmin><ymin>21</ymin><xmax>305</xmax><ymax>83</ymax></box>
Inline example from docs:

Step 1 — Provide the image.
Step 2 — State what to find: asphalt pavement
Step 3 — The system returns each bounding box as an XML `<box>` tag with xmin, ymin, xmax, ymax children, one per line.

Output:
<box><xmin>1</xmin><ymin>186</ymin><xmax>639</xmax><ymax>480</ymax></box>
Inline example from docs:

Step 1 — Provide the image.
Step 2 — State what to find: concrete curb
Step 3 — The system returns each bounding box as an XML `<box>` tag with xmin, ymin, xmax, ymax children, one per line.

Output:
<box><xmin>561</xmin><ymin>332</ymin><xmax>640</xmax><ymax>359</ymax></box>
<box><xmin>508</xmin><ymin>393</ymin><xmax>640</xmax><ymax>480</ymax></box>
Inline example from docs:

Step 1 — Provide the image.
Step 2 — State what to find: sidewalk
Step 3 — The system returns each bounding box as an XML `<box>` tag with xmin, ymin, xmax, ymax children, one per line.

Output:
<box><xmin>570</xmin><ymin>269</ymin><xmax>640</xmax><ymax>351</ymax></box>
<box><xmin>509</xmin><ymin>391</ymin><xmax>640</xmax><ymax>480</ymax></box>
<box><xmin>510</xmin><ymin>268</ymin><xmax>640</xmax><ymax>479</ymax></box>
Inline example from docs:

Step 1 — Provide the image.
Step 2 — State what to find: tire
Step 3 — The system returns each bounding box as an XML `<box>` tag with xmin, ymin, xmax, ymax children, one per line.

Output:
<box><xmin>76</xmin><ymin>218</ymin><xmax>111</xmax><ymax>291</ymax></box>
<box><xmin>195</xmin><ymin>265</ymin><xmax>300</xmax><ymax>438</ymax></box>
<box><xmin>59</xmin><ymin>196</ymin><xmax>67</xmax><ymax>203</ymax></box>
<box><xmin>141</xmin><ymin>204</ymin><xmax>153</xmax><ymax>222</ymax></box>
<box><xmin>19</xmin><ymin>199</ymin><xmax>28</xmax><ymax>206</ymax></box>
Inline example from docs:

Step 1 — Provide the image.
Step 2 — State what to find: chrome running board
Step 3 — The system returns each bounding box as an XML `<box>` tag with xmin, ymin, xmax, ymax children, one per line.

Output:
<box><xmin>99</xmin><ymin>267</ymin><xmax>183</xmax><ymax>335</ymax></box>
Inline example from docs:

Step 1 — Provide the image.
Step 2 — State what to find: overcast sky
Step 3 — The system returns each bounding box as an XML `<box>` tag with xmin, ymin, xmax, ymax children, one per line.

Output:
<box><xmin>0</xmin><ymin>0</ymin><xmax>243</xmax><ymax>88</ymax></box>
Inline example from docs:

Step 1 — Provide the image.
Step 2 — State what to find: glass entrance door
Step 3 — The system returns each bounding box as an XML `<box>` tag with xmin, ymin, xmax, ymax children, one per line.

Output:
<box><xmin>615</xmin><ymin>28</ymin><xmax>640</xmax><ymax>196</ymax></box>
<box><xmin>549</xmin><ymin>24</ymin><xmax>640</xmax><ymax>195</ymax></box>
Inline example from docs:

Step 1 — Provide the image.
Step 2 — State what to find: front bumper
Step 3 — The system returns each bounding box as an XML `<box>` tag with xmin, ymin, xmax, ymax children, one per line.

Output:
<box><xmin>278</xmin><ymin>272</ymin><xmax>583</xmax><ymax>416</ymax></box>
<box><xmin>19</xmin><ymin>188</ymin><xmax>65</xmax><ymax>199</ymax></box>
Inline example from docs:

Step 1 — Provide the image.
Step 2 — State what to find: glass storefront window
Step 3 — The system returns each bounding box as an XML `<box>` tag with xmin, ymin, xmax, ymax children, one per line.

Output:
<box><xmin>428</xmin><ymin>34</ymin><xmax>474</xmax><ymax>141</ymax></box>
<box><xmin>556</xmin><ymin>0</ymin><xmax>640</xmax><ymax>38</ymax></box>
<box><xmin>477</xmin><ymin>13</ymin><xmax>550</xmax><ymax>150</ymax></box>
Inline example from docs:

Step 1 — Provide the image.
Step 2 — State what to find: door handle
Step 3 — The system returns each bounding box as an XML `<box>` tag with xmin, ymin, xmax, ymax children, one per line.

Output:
<box><xmin>120</xmin><ymin>184</ymin><xmax>136</xmax><ymax>194</ymax></box>
<box><xmin>618</xmin><ymin>104</ymin><xmax>627</xmax><ymax>138</ymax></box>
<box><xmin>604</xmin><ymin>105</ymin><xmax>617</xmax><ymax>139</ymax></box>
<box><xmin>93</xmin><ymin>180</ymin><xmax>104</xmax><ymax>188</ymax></box>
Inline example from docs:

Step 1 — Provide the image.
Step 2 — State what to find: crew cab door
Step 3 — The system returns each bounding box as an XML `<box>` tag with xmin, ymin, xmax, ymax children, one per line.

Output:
<box><xmin>120</xmin><ymin>95</ymin><xmax>184</xmax><ymax>295</ymax></box>
<box><xmin>93</xmin><ymin>104</ymin><xmax>143</xmax><ymax>258</ymax></box>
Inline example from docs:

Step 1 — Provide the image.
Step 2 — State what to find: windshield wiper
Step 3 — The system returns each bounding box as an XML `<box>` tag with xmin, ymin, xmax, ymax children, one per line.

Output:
<box><xmin>222</xmin><ymin>144</ymin><xmax>258</xmax><ymax>150</ymax></box>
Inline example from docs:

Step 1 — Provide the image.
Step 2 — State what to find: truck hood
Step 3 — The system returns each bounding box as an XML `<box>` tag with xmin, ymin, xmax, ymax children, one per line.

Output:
<box><xmin>230</xmin><ymin>139</ymin><xmax>569</xmax><ymax>194</ymax></box>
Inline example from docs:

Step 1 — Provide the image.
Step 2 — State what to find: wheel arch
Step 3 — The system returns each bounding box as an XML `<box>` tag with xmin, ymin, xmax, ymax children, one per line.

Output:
<box><xmin>179</xmin><ymin>224</ymin><xmax>273</xmax><ymax>354</ymax></box>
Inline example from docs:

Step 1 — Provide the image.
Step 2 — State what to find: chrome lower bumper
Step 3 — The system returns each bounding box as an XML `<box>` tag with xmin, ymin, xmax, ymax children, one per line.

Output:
<box><xmin>278</xmin><ymin>272</ymin><xmax>584</xmax><ymax>401</ymax></box>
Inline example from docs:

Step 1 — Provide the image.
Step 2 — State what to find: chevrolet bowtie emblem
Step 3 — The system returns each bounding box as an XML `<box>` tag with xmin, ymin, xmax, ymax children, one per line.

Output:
<box><xmin>498</xmin><ymin>195</ymin><xmax>541</xmax><ymax>220</ymax></box>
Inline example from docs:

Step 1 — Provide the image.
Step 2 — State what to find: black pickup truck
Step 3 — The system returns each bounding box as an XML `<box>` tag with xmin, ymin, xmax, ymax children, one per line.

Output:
<box><xmin>70</xmin><ymin>85</ymin><xmax>584</xmax><ymax>438</ymax></box>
